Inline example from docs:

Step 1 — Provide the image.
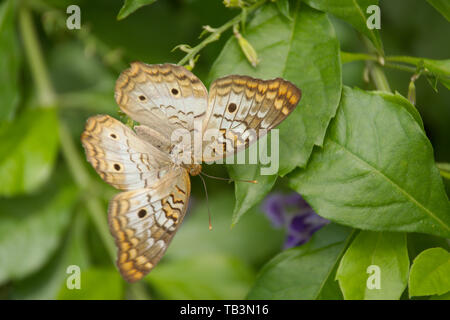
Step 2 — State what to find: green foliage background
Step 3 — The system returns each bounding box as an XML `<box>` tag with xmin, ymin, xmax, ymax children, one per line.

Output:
<box><xmin>0</xmin><ymin>0</ymin><xmax>449</xmax><ymax>300</ymax></box>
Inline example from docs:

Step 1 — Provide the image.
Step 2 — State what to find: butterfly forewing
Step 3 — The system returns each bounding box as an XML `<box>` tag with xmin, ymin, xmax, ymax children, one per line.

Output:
<box><xmin>202</xmin><ymin>75</ymin><xmax>301</xmax><ymax>162</ymax></box>
<box><xmin>81</xmin><ymin>114</ymin><xmax>191</xmax><ymax>282</ymax></box>
<box><xmin>115</xmin><ymin>62</ymin><xmax>208</xmax><ymax>135</ymax></box>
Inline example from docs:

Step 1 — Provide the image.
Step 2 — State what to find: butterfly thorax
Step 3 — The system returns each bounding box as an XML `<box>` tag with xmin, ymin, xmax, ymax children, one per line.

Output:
<box><xmin>183</xmin><ymin>164</ymin><xmax>202</xmax><ymax>176</ymax></box>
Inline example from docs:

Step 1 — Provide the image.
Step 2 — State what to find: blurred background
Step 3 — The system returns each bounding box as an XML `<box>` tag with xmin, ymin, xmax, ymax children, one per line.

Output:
<box><xmin>0</xmin><ymin>0</ymin><xmax>448</xmax><ymax>299</ymax></box>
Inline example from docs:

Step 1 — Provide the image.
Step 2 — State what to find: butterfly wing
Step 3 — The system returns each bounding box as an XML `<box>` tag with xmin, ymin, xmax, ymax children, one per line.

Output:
<box><xmin>108</xmin><ymin>168</ymin><xmax>190</xmax><ymax>282</ymax></box>
<box><xmin>81</xmin><ymin>115</ymin><xmax>171</xmax><ymax>190</ymax></box>
<box><xmin>81</xmin><ymin>115</ymin><xmax>190</xmax><ymax>282</ymax></box>
<box><xmin>115</xmin><ymin>62</ymin><xmax>208</xmax><ymax>136</ymax></box>
<box><xmin>202</xmin><ymin>75</ymin><xmax>301</xmax><ymax>161</ymax></box>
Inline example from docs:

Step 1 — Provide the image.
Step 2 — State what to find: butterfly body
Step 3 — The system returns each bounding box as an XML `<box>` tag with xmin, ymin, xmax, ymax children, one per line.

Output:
<box><xmin>81</xmin><ymin>62</ymin><xmax>301</xmax><ymax>282</ymax></box>
<box><xmin>183</xmin><ymin>163</ymin><xmax>202</xmax><ymax>176</ymax></box>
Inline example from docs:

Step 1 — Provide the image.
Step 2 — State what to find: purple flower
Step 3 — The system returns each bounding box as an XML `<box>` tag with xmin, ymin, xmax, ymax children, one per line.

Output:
<box><xmin>261</xmin><ymin>192</ymin><xmax>329</xmax><ymax>249</ymax></box>
<box><xmin>261</xmin><ymin>193</ymin><xmax>286</xmax><ymax>228</ymax></box>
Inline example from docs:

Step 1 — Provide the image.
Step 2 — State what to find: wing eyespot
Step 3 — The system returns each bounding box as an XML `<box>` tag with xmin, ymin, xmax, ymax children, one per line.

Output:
<box><xmin>138</xmin><ymin>209</ymin><xmax>147</xmax><ymax>218</ymax></box>
<box><xmin>114</xmin><ymin>163</ymin><xmax>121</xmax><ymax>171</ymax></box>
<box><xmin>228</xmin><ymin>103</ymin><xmax>237</xmax><ymax>112</ymax></box>
<box><xmin>138</xmin><ymin>95</ymin><xmax>147</xmax><ymax>101</ymax></box>
<box><xmin>171</xmin><ymin>88</ymin><xmax>179</xmax><ymax>95</ymax></box>
<box><xmin>110</xmin><ymin>133</ymin><xmax>118</xmax><ymax>139</ymax></box>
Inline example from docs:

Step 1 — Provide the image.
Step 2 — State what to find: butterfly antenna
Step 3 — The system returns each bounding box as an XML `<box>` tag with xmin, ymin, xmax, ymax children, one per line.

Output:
<box><xmin>200</xmin><ymin>172</ymin><xmax>258</xmax><ymax>184</ymax></box>
<box><xmin>198</xmin><ymin>173</ymin><xmax>213</xmax><ymax>231</ymax></box>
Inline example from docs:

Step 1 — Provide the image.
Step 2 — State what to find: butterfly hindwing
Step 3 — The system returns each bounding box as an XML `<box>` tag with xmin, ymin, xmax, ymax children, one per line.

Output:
<box><xmin>202</xmin><ymin>75</ymin><xmax>301</xmax><ymax>161</ymax></box>
<box><xmin>108</xmin><ymin>169</ymin><xmax>190</xmax><ymax>282</ymax></box>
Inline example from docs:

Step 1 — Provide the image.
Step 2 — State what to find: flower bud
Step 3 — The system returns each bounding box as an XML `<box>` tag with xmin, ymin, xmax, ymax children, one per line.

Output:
<box><xmin>234</xmin><ymin>26</ymin><xmax>259</xmax><ymax>67</ymax></box>
<box><xmin>223</xmin><ymin>0</ymin><xmax>245</xmax><ymax>8</ymax></box>
<box><xmin>408</xmin><ymin>80</ymin><xmax>416</xmax><ymax>105</ymax></box>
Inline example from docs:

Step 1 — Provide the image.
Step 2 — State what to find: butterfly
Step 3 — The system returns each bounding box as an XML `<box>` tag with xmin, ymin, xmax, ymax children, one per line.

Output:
<box><xmin>81</xmin><ymin>62</ymin><xmax>301</xmax><ymax>282</ymax></box>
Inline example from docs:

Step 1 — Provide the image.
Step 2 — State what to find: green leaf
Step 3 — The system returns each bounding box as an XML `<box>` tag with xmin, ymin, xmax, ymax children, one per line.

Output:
<box><xmin>117</xmin><ymin>0</ymin><xmax>157</xmax><ymax>20</ymax></box>
<box><xmin>303</xmin><ymin>0</ymin><xmax>383</xmax><ymax>55</ymax></box>
<box><xmin>210</xmin><ymin>2</ymin><xmax>341</xmax><ymax>220</ymax></box>
<box><xmin>426</xmin><ymin>0</ymin><xmax>450</xmax><ymax>22</ymax></box>
<box><xmin>147</xmin><ymin>254</ymin><xmax>254</xmax><ymax>299</ymax></box>
<box><xmin>227</xmin><ymin>144</ymin><xmax>277</xmax><ymax>225</ymax></box>
<box><xmin>407</xmin><ymin>233</ymin><xmax>450</xmax><ymax>261</ymax></box>
<box><xmin>247</xmin><ymin>224</ymin><xmax>352</xmax><ymax>299</ymax></box>
<box><xmin>409</xmin><ymin>248</ymin><xmax>450</xmax><ymax>297</ymax></box>
<box><xmin>430</xmin><ymin>291</ymin><xmax>450</xmax><ymax>300</ymax></box>
<box><xmin>229</xmin><ymin>170</ymin><xmax>276</xmax><ymax>226</ymax></box>
<box><xmin>276</xmin><ymin>0</ymin><xmax>292</xmax><ymax>20</ymax></box>
<box><xmin>417</xmin><ymin>59</ymin><xmax>450</xmax><ymax>82</ymax></box>
<box><xmin>436</xmin><ymin>163</ymin><xmax>450</xmax><ymax>180</ymax></box>
<box><xmin>289</xmin><ymin>87</ymin><xmax>450</xmax><ymax>238</ymax></box>
<box><xmin>166</xmin><ymin>188</ymin><xmax>285</xmax><ymax>267</ymax></box>
<box><xmin>336</xmin><ymin>231</ymin><xmax>409</xmax><ymax>300</ymax></box>
<box><xmin>0</xmin><ymin>173</ymin><xmax>78</xmax><ymax>285</ymax></box>
<box><xmin>0</xmin><ymin>0</ymin><xmax>20</xmax><ymax>122</ymax></box>
<box><xmin>11</xmin><ymin>210</ymin><xmax>90</xmax><ymax>299</ymax></box>
<box><xmin>424</xmin><ymin>60</ymin><xmax>450</xmax><ymax>90</ymax></box>
<box><xmin>316</xmin><ymin>260</ymin><xmax>345</xmax><ymax>300</ymax></box>
<box><xmin>377</xmin><ymin>91</ymin><xmax>424</xmax><ymax>130</ymax></box>
<box><xmin>58</xmin><ymin>267</ymin><xmax>124</xmax><ymax>299</ymax></box>
<box><xmin>0</xmin><ymin>107</ymin><xmax>60</xmax><ymax>196</ymax></box>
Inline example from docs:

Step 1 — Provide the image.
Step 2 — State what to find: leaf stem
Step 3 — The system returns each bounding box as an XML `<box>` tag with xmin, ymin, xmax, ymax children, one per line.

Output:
<box><xmin>176</xmin><ymin>0</ymin><xmax>267</xmax><ymax>66</ymax></box>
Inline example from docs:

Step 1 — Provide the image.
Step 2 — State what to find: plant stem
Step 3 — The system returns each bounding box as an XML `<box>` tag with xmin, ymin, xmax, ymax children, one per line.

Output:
<box><xmin>59</xmin><ymin>123</ymin><xmax>116</xmax><ymax>258</ymax></box>
<box><xmin>360</xmin><ymin>38</ymin><xmax>391</xmax><ymax>93</ymax></box>
<box><xmin>341</xmin><ymin>51</ymin><xmax>378</xmax><ymax>64</ymax></box>
<box><xmin>177</xmin><ymin>0</ymin><xmax>267</xmax><ymax>66</ymax></box>
<box><xmin>383</xmin><ymin>62</ymin><xmax>417</xmax><ymax>74</ymax></box>
<box><xmin>57</xmin><ymin>125</ymin><xmax>90</xmax><ymax>189</ymax></box>
<box><xmin>386</xmin><ymin>55</ymin><xmax>425</xmax><ymax>65</ymax></box>
<box><xmin>19</xmin><ymin>6</ymin><xmax>56</xmax><ymax>107</ymax></box>
<box><xmin>19</xmin><ymin>4</ymin><xmax>116</xmax><ymax>261</ymax></box>
<box><xmin>341</xmin><ymin>51</ymin><xmax>433</xmax><ymax>76</ymax></box>
<box><xmin>126</xmin><ymin>282</ymin><xmax>152</xmax><ymax>300</ymax></box>
<box><xmin>370</xmin><ymin>64</ymin><xmax>391</xmax><ymax>92</ymax></box>
<box><xmin>436</xmin><ymin>163</ymin><xmax>450</xmax><ymax>180</ymax></box>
